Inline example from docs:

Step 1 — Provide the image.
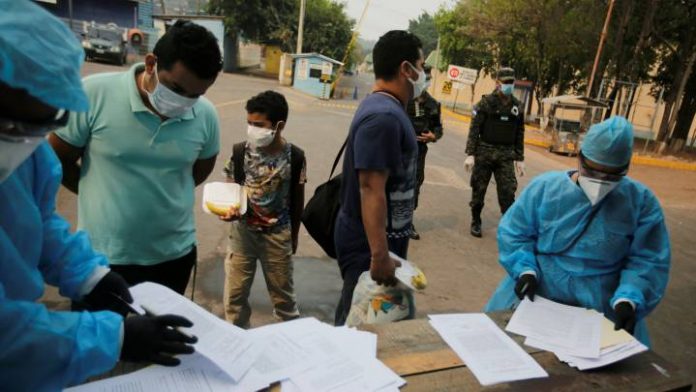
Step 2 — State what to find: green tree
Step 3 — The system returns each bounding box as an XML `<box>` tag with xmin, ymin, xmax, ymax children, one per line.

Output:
<box><xmin>408</xmin><ymin>12</ymin><xmax>438</xmax><ymax>56</ymax></box>
<box><xmin>209</xmin><ymin>0</ymin><xmax>355</xmax><ymax>65</ymax></box>
<box><xmin>436</xmin><ymin>0</ymin><xmax>602</xmax><ymax>114</ymax></box>
<box><xmin>649</xmin><ymin>0</ymin><xmax>696</xmax><ymax>153</ymax></box>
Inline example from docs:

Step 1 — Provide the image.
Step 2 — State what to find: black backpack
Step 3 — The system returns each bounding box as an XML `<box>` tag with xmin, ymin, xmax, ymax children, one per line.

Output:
<box><xmin>301</xmin><ymin>139</ymin><xmax>347</xmax><ymax>259</ymax></box>
<box><xmin>231</xmin><ymin>142</ymin><xmax>305</xmax><ymax>236</ymax></box>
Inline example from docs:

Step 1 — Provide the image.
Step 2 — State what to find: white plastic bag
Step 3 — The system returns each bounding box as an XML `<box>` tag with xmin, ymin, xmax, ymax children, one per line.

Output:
<box><xmin>345</xmin><ymin>253</ymin><xmax>427</xmax><ymax>327</ymax></box>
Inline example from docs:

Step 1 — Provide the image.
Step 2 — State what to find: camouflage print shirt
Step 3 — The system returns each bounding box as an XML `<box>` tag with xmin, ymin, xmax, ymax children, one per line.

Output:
<box><xmin>465</xmin><ymin>90</ymin><xmax>525</xmax><ymax>161</ymax></box>
<box><xmin>406</xmin><ymin>91</ymin><xmax>444</xmax><ymax>142</ymax></box>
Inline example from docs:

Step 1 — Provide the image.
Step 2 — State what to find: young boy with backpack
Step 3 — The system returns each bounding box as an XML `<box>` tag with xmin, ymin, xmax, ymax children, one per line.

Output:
<box><xmin>220</xmin><ymin>91</ymin><xmax>306</xmax><ymax>328</ymax></box>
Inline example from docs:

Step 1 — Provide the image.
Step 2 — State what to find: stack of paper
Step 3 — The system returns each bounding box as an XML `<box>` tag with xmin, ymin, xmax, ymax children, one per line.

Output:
<box><xmin>67</xmin><ymin>283</ymin><xmax>404</xmax><ymax>392</ymax></box>
<box><xmin>554</xmin><ymin>310</ymin><xmax>648</xmax><ymax>370</ymax></box>
<box><xmin>429</xmin><ymin>314</ymin><xmax>548</xmax><ymax>386</ymax></box>
<box><xmin>506</xmin><ymin>296</ymin><xmax>647</xmax><ymax>370</ymax></box>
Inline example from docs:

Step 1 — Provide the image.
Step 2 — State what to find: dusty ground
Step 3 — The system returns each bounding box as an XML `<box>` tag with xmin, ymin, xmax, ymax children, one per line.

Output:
<box><xmin>44</xmin><ymin>61</ymin><xmax>696</xmax><ymax>379</ymax></box>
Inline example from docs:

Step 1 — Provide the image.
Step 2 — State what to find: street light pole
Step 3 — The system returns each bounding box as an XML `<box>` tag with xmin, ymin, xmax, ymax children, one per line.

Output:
<box><xmin>296</xmin><ymin>0</ymin><xmax>306</xmax><ymax>54</ymax></box>
<box><xmin>587</xmin><ymin>0</ymin><xmax>616</xmax><ymax>98</ymax></box>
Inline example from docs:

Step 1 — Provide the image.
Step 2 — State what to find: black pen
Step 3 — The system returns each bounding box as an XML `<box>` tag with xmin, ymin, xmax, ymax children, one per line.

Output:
<box><xmin>110</xmin><ymin>293</ymin><xmax>196</xmax><ymax>340</ymax></box>
<box><xmin>110</xmin><ymin>292</ymin><xmax>146</xmax><ymax>315</ymax></box>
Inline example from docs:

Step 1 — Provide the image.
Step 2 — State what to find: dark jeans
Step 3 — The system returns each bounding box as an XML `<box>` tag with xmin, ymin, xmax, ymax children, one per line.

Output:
<box><xmin>333</xmin><ymin>212</ymin><xmax>409</xmax><ymax>325</ymax></box>
<box><xmin>110</xmin><ymin>246</ymin><xmax>197</xmax><ymax>295</ymax></box>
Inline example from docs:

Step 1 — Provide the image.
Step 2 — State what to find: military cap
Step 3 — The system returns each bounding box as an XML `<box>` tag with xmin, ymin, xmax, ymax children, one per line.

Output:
<box><xmin>496</xmin><ymin>67</ymin><xmax>515</xmax><ymax>82</ymax></box>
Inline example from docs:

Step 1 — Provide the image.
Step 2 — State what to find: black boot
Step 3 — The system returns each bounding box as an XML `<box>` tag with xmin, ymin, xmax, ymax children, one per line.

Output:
<box><xmin>470</xmin><ymin>207</ymin><xmax>482</xmax><ymax>238</ymax></box>
<box><xmin>410</xmin><ymin>224</ymin><xmax>420</xmax><ymax>240</ymax></box>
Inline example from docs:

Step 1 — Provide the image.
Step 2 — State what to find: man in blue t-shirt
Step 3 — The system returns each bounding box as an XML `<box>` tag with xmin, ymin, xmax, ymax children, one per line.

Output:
<box><xmin>333</xmin><ymin>30</ymin><xmax>426</xmax><ymax>325</ymax></box>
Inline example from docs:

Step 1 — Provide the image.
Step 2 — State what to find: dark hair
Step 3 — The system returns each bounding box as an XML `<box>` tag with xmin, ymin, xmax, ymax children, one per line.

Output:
<box><xmin>153</xmin><ymin>20</ymin><xmax>222</xmax><ymax>80</ymax></box>
<box><xmin>245</xmin><ymin>90</ymin><xmax>289</xmax><ymax>126</ymax></box>
<box><xmin>373</xmin><ymin>30</ymin><xmax>423</xmax><ymax>80</ymax></box>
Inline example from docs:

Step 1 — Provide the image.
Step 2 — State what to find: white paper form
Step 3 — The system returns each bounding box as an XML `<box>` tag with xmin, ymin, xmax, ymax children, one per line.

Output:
<box><xmin>332</xmin><ymin>326</ymin><xmax>379</xmax><ymax>360</ymax></box>
<box><xmin>285</xmin><ymin>320</ymin><xmax>398</xmax><ymax>392</ymax></box>
<box><xmin>506</xmin><ymin>296</ymin><xmax>602</xmax><ymax>358</ymax></box>
<box><xmin>65</xmin><ymin>354</ymin><xmax>259</xmax><ymax>392</ymax></box>
<box><xmin>129</xmin><ymin>283</ymin><xmax>261</xmax><ymax>382</ymax></box>
<box><xmin>556</xmin><ymin>340</ymin><xmax>648</xmax><ymax>370</ymax></box>
<box><xmin>235</xmin><ymin>328</ymin><xmax>317</xmax><ymax>388</ymax></box>
<box><xmin>429</xmin><ymin>313</ymin><xmax>548</xmax><ymax>386</ymax></box>
<box><xmin>330</xmin><ymin>358</ymin><xmax>406</xmax><ymax>392</ymax></box>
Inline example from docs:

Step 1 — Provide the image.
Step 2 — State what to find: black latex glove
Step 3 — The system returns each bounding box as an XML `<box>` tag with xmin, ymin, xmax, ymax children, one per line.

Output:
<box><xmin>613</xmin><ymin>302</ymin><xmax>637</xmax><ymax>335</ymax></box>
<box><xmin>514</xmin><ymin>274</ymin><xmax>538</xmax><ymax>301</ymax></box>
<box><xmin>83</xmin><ymin>271</ymin><xmax>133</xmax><ymax>317</ymax></box>
<box><xmin>121</xmin><ymin>314</ymin><xmax>198</xmax><ymax>366</ymax></box>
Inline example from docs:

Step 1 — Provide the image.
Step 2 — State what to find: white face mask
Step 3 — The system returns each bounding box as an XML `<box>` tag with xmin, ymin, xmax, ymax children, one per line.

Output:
<box><xmin>406</xmin><ymin>62</ymin><xmax>427</xmax><ymax>98</ymax></box>
<box><xmin>144</xmin><ymin>70</ymin><xmax>198</xmax><ymax>118</ymax></box>
<box><xmin>0</xmin><ymin>137</ymin><xmax>44</xmax><ymax>183</ymax></box>
<box><xmin>247</xmin><ymin>124</ymin><xmax>277</xmax><ymax>148</ymax></box>
<box><xmin>578</xmin><ymin>175</ymin><xmax>620</xmax><ymax>205</ymax></box>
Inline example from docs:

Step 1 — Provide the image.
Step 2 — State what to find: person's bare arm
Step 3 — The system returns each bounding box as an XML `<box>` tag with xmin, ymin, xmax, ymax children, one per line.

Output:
<box><xmin>193</xmin><ymin>155</ymin><xmax>217</xmax><ymax>186</ymax></box>
<box><xmin>359</xmin><ymin>169</ymin><xmax>401</xmax><ymax>286</ymax></box>
<box><xmin>47</xmin><ymin>133</ymin><xmax>83</xmax><ymax>194</ymax></box>
<box><xmin>291</xmin><ymin>183</ymin><xmax>305</xmax><ymax>254</ymax></box>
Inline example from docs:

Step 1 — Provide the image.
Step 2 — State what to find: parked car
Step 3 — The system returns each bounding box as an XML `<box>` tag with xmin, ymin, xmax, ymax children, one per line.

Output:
<box><xmin>82</xmin><ymin>26</ymin><xmax>127</xmax><ymax>66</ymax></box>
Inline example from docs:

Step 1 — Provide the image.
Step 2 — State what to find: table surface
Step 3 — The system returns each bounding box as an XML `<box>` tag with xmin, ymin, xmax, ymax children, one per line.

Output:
<box><xmin>359</xmin><ymin>312</ymin><xmax>694</xmax><ymax>392</ymax></box>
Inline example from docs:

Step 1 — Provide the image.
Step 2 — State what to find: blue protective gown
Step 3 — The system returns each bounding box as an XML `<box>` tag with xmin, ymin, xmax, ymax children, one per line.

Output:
<box><xmin>0</xmin><ymin>142</ymin><xmax>123</xmax><ymax>391</ymax></box>
<box><xmin>484</xmin><ymin>171</ymin><xmax>671</xmax><ymax>346</ymax></box>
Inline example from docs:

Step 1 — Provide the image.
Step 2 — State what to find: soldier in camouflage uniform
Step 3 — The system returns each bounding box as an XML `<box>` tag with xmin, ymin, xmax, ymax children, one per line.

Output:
<box><xmin>407</xmin><ymin>65</ymin><xmax>443</xmax><ymax>240</ymax></box>
<box><xmin>464</xmin><ymin>67</ymin><xmax>525</xmax><ymax>238</ymax></box>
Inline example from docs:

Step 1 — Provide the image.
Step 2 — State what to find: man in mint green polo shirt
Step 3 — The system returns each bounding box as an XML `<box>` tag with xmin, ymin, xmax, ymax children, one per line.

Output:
<box><xmin>49</xmin><ymin>21</ymin><xmax>222</xmax><ymax>295</ymax></box>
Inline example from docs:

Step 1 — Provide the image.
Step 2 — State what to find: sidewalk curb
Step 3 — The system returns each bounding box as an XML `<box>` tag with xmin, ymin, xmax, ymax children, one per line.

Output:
<box><xmin>317</xmin><ymin>101</ymin><xmax>359</xmax><ymax>110</ymax></box>
<box><xmin>442</xmin><ymin>108</ymin><xmax>696</xmax><ymax>172</ymax></box>
<box><xmin>630</xmin><ymin>156</ymin><xmax>696</xmax><ymax>171</ymax></box>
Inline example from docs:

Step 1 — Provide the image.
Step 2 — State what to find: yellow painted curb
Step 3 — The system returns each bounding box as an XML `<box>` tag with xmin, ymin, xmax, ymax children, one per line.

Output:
<box><xmin>317</xmin><ymin>101</ymin><xmax>358</xmax><ymax>110</ymax></box>
<box><xmin>442</xmin><ymin>107</ymin><xmax>471</xmax><ymax>122</ymax></box>
<box><xmin>526</xmin><ymin>139</ymin><xmax>552</xmax><ymax>148</ymax></box>
<box><xmin>631</xmin><ymin>156</ymin><xmax>696</xmax><ymax>171</ymax></box>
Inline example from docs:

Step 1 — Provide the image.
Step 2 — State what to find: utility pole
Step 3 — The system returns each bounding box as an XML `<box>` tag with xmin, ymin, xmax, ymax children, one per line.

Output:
<box><xmin>587</xmin><ymin>0</ymin><xmax>616</xmax><ymax>98</ymax></box>
<box><xmin>296</xmin><ymin>0</ymin><xmax>306</xmax><ymax>54</ymax></box>
<box><xmin>431</xmin><ymin>36</ymin><xmax>441</xmax><ymax>95</ymax></box>
<box><xmin>331</xmin><ymin>0</ymin><xmax>371</xmax><ymax>91</ymax></box>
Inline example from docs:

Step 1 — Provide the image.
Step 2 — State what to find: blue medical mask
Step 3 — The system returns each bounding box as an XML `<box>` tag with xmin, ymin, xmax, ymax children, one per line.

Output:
<box><xmin>144</xmin><ymin>70</ymin><xmax>198</xmax><ymax>118</ymax></box>
<box><xmin>407</xmin><ymin>62</ymin><xmax>428</xmax><ymax>98</ymax></box>
<box><xmin>500</xmin><ymin>83</ymin><xmax>514</xmax><ymax>96</ymax></box>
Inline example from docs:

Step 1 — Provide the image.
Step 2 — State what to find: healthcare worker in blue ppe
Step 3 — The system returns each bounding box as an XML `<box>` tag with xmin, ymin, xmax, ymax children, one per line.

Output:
<box><xmin>0</xmin><ymin>1</ymin><xmax>198</xmax><ymax>390</ymax></box>
<box><xmin>484</xmin><ymin>116</ymin><xmax>670</xmax><ymax>346</ymax></box>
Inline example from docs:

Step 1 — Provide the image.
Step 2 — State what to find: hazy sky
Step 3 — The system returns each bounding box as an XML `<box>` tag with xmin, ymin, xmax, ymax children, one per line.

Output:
<box><xmin>344</xmin><ymin>0</ymin><xmax>454</xmax><ymax>41</ymax></box>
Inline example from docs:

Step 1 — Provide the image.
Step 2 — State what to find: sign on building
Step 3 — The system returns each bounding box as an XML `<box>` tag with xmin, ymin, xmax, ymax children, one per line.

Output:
<box><xmin>447</xmin><ymin>65</ymin><xmax>478</xmax><ymax>85</ymax></box>
<box><xmin>442</xmin><ymin>80</ymin><xmax>452</xmax><ymax>95</ymax></box>
<box><xmin>321</xmin><ymin>61</ymin><xmax>333</xmax><ymax>77</ymax></box>
<box><xmin>297</xmin><ymin>59</ymin><xmax>309</xmax><ymax>80</ymax></box>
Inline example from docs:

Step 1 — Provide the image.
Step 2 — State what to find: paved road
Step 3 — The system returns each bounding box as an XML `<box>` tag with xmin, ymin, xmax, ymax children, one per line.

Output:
<box><xmin>47</xmin><ymin>60</ymin><xmax>696</xmax><ymax>375</ymax></box>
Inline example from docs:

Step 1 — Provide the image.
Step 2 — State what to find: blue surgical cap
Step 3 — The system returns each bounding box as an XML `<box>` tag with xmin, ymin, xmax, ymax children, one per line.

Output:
<box><xmin>0</xmin><ymin>0</ymin><xmax>88</xmax><ymax>112</ymax></box>
<box><xmin>581</xmin><ymin>116</ymin><xmax>634</xmax><ymax>167</ymax></box>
